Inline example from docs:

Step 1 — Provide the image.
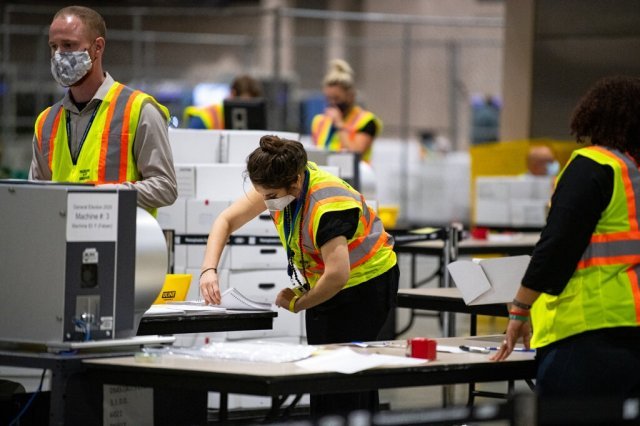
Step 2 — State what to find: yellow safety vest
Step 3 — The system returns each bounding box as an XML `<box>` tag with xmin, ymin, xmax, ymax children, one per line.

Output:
<box><xmin>311</xmin><ymin>106</ymin><xmax>382</xmax><ymax>163</ymax></box>
<box><xmin>272</xmin><ymin>161</ymin><xmax>396</xmax><ymax>289</ymax></box>
<box><xmin>183</xmin><ymin>104</ymin><xmax>224</xmax><ymax>129</ymax></box>
<box><xmin>531</xmin><ymin>146</ymin><xmax>640</xmax><ymax>348</ymax></box>
<box><xmin>34</xmin><ymin>82</ymin><xmax>169</xmax><ymax>215</ymax></box>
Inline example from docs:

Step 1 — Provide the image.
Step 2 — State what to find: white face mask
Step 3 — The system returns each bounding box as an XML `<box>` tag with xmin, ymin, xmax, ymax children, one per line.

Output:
<box><xmin>546</xmin><ymin>160</ymin><xmax>560</xmax><ymax>176</ymax></box>
<box><xmin>50</xmin><ymin>50</ymin><xmax>92</xmax><ymax>87</ymax></box>
<box><xmin>264</xmin><ymin>194</ymin><xmax>296</xmax><ymax>212</ymax></box>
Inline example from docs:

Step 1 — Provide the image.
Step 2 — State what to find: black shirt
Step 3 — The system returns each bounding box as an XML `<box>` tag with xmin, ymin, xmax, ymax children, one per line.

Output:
<box><xmin>315</xmin><ymin>208</ymin><xmax>360</xmax><ymax>248</ymax></box>
<box><xmin>522</xmin><ymin>155</ymin><xmax>613</xmax><ymax>295</ymax></box>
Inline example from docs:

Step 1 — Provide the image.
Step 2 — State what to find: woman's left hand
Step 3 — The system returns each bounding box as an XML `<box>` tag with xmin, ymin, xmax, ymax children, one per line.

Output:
<box><xmin>490</xmin><ymin>319</ymin><xmax>532</xmax><ymax>361</ymax></box>
<box><xmin>275</xmin><ymin>288</ymin><xmax>297</xmax><ymax>312</ymax></box>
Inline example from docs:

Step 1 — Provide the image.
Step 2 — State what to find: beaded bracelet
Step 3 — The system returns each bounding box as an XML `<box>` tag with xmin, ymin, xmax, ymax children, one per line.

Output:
<box><xmin>509</xmin><ymin>308</ymin><xmax>530</xmax><ymax>317</ymax></box>
<box><xmin>512</xmin><ymin>298</ymin><xmax>532</xmax><ymax>310</ymax></box>
<box><xmin>509</xmin><ymin>314</ymin><xmax>530</xmax><ymax>322</ymax></box>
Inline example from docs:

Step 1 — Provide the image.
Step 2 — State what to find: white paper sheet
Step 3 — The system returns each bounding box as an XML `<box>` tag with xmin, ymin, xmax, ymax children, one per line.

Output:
<box><xmin>295</xmin><ymin>348</ymin><xmax>427</xmax><ymax>374</ymax></box>
<box><xmin>145</xmin><ymin>303</ymin><xmax>226</xmax><ymax>316</ymax></box>
<box><xmin>447</xmin><ymin>255</ymin><xmax>531</xmax><ymax>305</ymax></box>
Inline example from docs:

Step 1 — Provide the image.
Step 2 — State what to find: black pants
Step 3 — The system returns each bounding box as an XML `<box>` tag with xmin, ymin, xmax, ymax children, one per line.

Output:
<box><xmin>305</xmin><ymin>264</ymin><xmax>400</xmax><ymax>418</ymax></box>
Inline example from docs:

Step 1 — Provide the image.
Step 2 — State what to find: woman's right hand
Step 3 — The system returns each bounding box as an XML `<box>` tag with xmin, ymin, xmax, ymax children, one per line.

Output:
<box><xmin>199</xmin><ymin>269</ymin><xmax>221</xmax><ymax>305</ymax></box>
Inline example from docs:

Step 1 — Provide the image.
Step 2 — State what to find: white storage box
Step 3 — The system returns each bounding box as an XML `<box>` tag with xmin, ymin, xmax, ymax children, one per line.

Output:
<box><xmin>174</xmin><ymin>165</ymin><xmax>197</xmax><ymax>198</ymax></box>
<box><xmin>222</xmin><ymin>130</ymin><xmax>300</xmax><ymax>164</ymax></box>
<box><xmin>186</xmin><ymin>199</ymin><xmax>229</xmax><ymax>234</ymax></box>
<box><xmin>233</xmin><ymin>211</ymin><xmax>277</xmax><ymax>237</ymax></box>
<box><xmin>157</xmin><ymin>198</ymin><xmax>187</xmax><ymax>234</ymax></box>
<box><xmin>228</xmin><ymin>245</ymin><xmax>286</xmax><ymax>270</ymax></box>
<box><xmin>195</xmin><ymin>164</ymin><xmax>247</xmax><ymax>200</ymax></box>
<box><xmin>220</xmin><ymin>269</ymin><xmax>302</xmax><ymax>339</ymax></box>
<box><xmin>168</xmin><ymin>128</ymin><xmax>222</xmax><ymax>164</ymax></box>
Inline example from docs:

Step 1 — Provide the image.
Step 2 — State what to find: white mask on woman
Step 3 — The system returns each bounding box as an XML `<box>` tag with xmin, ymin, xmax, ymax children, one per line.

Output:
<box><xmin>50</xmin><ymin>50</ymin><xmax>92</xmax><ymax>87</ymax></box>
<box><xmin>264</xmin><ymin>194</ymin><xmax>296</xmax><ymax>212</ymax></box>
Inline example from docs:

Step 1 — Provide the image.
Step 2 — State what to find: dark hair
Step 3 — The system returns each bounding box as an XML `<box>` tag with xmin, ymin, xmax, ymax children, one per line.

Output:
<box><xmin>571</xmin><ymin>75</ymin><xmax>640</xmax><ymax>160</ymax></box>
<box><xmin>246</xmin><ymin>135</ymin><xmax>307</xmax><ymax>189</ymax></box>
<box><xmin>231</xmin><ymin>75</ymin><xmax>262</xmax><ymax>98</ymax></box>
<box><xmin>53</xmin><ymin>6</ymin><xmax>106</xmax><ymax>40</ymax></box>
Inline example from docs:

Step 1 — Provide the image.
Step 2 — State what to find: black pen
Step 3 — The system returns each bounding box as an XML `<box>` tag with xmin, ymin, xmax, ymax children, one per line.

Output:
<box><xmin>459</xmin><ymin>345</ymin><xmax>490</xmax><ymax>354</ymax></box>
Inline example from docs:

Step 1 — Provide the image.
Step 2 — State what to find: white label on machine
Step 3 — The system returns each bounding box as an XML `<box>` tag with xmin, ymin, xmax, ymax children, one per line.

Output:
<box><xmin>67</xmin><ymin>193</ymin><xmax>119</xmax><ymax>241</ymax></box>
<box><xmin>103</xmin><ymin>385</ymin><xmax>153</xmax><ymax>426</ymax></box>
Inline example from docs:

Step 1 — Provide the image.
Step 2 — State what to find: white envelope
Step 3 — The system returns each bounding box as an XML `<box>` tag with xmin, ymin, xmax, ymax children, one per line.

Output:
<box><xmin>447</xmin><ymin>255</ymin><xmax>531</xmax><ymax>305</ymax></box>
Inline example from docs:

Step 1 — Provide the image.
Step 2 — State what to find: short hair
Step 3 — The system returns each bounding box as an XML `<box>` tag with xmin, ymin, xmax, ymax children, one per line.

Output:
<box><xmin>53</xmin><ymin>6</ymin><xmax>106</xmax><ymax>40</ymax></box>
<box><xmin>231</xmin><ymin>75</ymin><xmax>262</xmax><ymax>98</ymax></box>
<box><xmin>246</xmin><ymin>135</ymin><xmax>307</xmax><ymax>189</ymax></box>
<box><xmin>571</xmin><ymin>75</ymin><xmax>640</xmax><ymax>160</ymax></box>
<box><xmin>323</xmin><ymin>59</ymin><xmax>354</xmax><ymax>91</ymax></box>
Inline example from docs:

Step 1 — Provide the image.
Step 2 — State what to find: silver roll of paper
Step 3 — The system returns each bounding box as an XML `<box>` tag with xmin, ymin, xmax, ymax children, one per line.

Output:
<box><xmin>134</xmin><ymin>208</ymin><xmax>168</xmax><ymax>325</ymax></box>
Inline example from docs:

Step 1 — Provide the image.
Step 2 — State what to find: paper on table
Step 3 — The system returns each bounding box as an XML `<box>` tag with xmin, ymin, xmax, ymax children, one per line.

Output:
<box><xmin>145</xmin><ymin>303</ymin><xmax>226</xmax><ymax>316</ymax></box>
<box><xmin>295</xmin><ymin>347</ymin><xmax>427</xmax><ymax>374</ymax></box>
<box><xmin>436</xmin><ymin>345</ymin><xmax>466</xmax><ymax>354</ymax></box>
<box><xmin>447</xmin><ymin>255</ymin><xmax>531</xmax><ymax>305</ymax></box>
<box><xmin>220</xmin><ymin>287</ymin><xmax>273</xmax><ymax>311</ymax></box>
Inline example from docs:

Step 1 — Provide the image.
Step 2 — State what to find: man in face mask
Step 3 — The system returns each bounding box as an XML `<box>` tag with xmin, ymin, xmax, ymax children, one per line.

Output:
<box><xmin>30</xmin><ymin>6</ymin><xmax>177</xmax><ymax>214</ymax></box>
<box><xmin>310</xmin><ymin>59</ymin><xmax>382</xmax><ymax>164</ymax></box>
<box><xmin>527</xmin><ymin>145</ymin><xmax>560</xmax><ymax>177</ymax></box>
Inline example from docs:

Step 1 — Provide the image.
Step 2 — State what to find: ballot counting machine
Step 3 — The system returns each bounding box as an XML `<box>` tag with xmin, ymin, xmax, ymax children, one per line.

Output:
<box><xmin>0</xmin><ymin>181</ymin><xmax>170</xmax><ymax>349</ymax></box>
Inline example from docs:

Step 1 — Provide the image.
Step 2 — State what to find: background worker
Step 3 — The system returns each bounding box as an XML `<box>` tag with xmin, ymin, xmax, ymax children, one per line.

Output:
<box><xmin>526</xmin><ymin>145</ymin><xmax>559</xmax><ymax>176</ymax></box>
<box><xmin>199</xmin><ymin>135</ymin><xmax>399</xmax><ymax>417</ymax></box>
<box><xmin>311</xmin><ymin>59</ymin><xmax>382</xmax><ymax>164</ymax></box>
<box><xmin>183</xmin><ymin>74</ymin><xmax>263</xmax><ymax>129</ymax></box>
<box><xmin>30</xmin><ymin>6</ymin><xmax>177</xmax><ymax>212</ymax></box>
<box><xmin>492</xmin><ymin>76</ymin><xmax>640</xmax><ymax>400</ymax></box>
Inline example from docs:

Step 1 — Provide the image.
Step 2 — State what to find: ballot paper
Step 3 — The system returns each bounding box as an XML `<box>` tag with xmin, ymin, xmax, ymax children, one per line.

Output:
<box><xmin>446</xmin><ymin>255</ymin><xmax>531</xmax><ymax>305</ymax></box>
<box><xmin>145</xmin><ymin>287</ymin><xmax>272</xmax><ymax>315</ymax></box>
<box><xmin>219</xmin><ymin>287</ymin><xmax>272</xmax><ymax>311</ymax></box>
<box><xmin>144</xmin><ymin>303</ymin><xmax>226</xmax><ymax>315</ymax></box>
<box><xmin>295</xmin><ymin>347</ymin><xmax>427</xmax><ymax>374</ymax></box>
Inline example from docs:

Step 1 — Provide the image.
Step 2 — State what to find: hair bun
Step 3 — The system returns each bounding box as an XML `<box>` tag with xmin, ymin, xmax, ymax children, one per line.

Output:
<box><xmin>259</xmin><ymin>134</ymin><xmax>285</xmax><ymax>154</ymax></box>
<box><xmin>323</xmin><ymin>59</ymin><xmax>355</xmax><ymax>89</ymax></box>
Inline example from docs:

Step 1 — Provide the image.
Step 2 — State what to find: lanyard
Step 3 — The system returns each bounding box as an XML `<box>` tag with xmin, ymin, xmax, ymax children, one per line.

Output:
<box><xmin>283</xmin><ymin>169</ymin><xmax>310</xmax><ymax>288</ymax></box>
<box><xmin>283</xmin><ymin>169</ymin><xmax>309</xmax><ymax>250</ymax></box>
<box><xmin>66</xmin><ymin>101</ymin><xmax>102</xmax><ymax>165</ymax></box>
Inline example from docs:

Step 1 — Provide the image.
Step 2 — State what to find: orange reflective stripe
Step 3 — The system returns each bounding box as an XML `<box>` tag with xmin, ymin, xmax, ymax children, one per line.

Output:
<box><xmin>207</xmin><ymin>105</ymin><xmax>221</xmax><ymax>129</ymax></box>
<box><xmin>99</xmin><ymin>83</ymin><xmax>125</xmax><ymax>182</ymax></box>
<box><xmin>48</xmin><ymin>108</ymin><xmax>63</xmax><ymax>169</ymax></box>
<box><xmin>578</xmin><ymin>254</ymin><xmax>640</xmax><ymax>269</ymax></box>
<box><xmin>36</xmin><ymin>108</ymin><xmax>51</xmax><ymax>152</ymax></box>
<box><xmin>313</xmin><ymin>116</ymin><xmax>333</xmax><ymax>148</ymax></box>
<box><xmin>591</xmin><ymin>231</ymin><xmax>640</xmax><ymax>243</ymax></box>
<box><xmin>345</xmin><ymin>110</ymin><xmax>365</xmax><ymax>137</ymax></box>
<box><xmin>592</xmin><ymin>146</ymin><xmax>639</xmax><ymax>231</ymax></box>
<box><xmin>350</xmin><ymin>232</ymin><xmax>389</xmax><ymax>269</ymax></box>
<box><xmin>119</xmin><ymin>90</ymin><xmax>140</xmax><ymax>182</ymax></box>
<box><xmin>348</xmin><ymin>213</ymin><xmax>374</xmax><ymax>252</ymax></box>
<box><xmin>627</xmin><ymin>268</ymin><xmax>640</xmax><ymax>322</ymax></box>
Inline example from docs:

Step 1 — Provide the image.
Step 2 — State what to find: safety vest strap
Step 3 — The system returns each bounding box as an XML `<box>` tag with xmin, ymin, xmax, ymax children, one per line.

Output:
<box><xmin>301</xmin><ymin>179</ymin><xmax>393</xmax><ymax>270</ymax></box>
<box><xmin>578</xmin><ymin>239</ymin><xmax>640</xmax><ymax>268</ymax></box>
<box><xmin>312</xmin><ymin>116</ymin><xmax>333</xmax><ymax>149</ymax></box>
<box><xmin>39</xmin><ymin>102</ymin><xmax>64</xmax><ymax>170</ymax></box>
<box><xmin>577</xmin><ymin>147</ymin><xmax>640</xmax><ymax>268</ymax></box>
<box><xmin>100</xmin><ymin>84</ymin><xmax>137</xmax><ymax>183</ymax></box>
<box><xmin>301</xmin><ymin>183</ymin><xmax>362</xmax><ymax>249</ymax></box>
<box><xmin>593</xmin><ymin>146</ymin><xmax>640</xmax><ymax>231</ymax></box>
